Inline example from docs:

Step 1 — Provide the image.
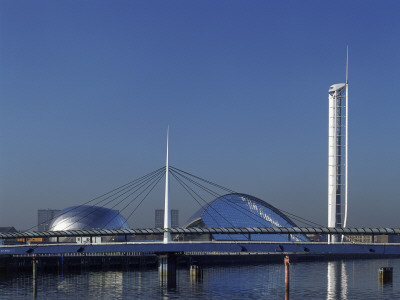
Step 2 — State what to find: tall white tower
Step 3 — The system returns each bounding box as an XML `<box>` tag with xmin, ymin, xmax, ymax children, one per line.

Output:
<box><xmin>328</xmin><ymin>47</ymin><xmax>349</xmax><ymax>243</ymax></box>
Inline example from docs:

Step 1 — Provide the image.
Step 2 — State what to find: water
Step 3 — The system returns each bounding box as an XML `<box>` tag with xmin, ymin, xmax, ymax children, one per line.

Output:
<box><xmin>1</xmin><ymin>258</ymin><xmax>399</xmax><ymax>299</ymax></box>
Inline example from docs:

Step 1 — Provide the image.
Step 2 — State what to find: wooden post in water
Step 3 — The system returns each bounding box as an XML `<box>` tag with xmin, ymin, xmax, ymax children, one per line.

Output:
<box><xmin>284</xmin><ymin>255</ymin><xmax>290</xmax><ymax>291</ymax></box>
<box><xmin>190</xmin><ymin>264</ymin><xmax>203</xmax><ymax>281</ymax></box>
<box><xmin>32</xmin><ymin>255</ymin><xmax>38</xmax><ymax>299</ymax></box>
<box><xmin>32</xmin><ymin>256</ymin><xmax>37</xmax><ymax>280</ymax></box>
<box><xmin>379</xmin><ymin>267</ymin><xmax>393</xmax><ymax>283</ymax></box>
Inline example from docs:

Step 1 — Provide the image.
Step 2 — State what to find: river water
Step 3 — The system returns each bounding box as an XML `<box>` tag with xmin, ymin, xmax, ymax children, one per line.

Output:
<box><xmin>1</xmin><ymin>258</ymin><xmax>399</xmax><ymax>299</ymax></box>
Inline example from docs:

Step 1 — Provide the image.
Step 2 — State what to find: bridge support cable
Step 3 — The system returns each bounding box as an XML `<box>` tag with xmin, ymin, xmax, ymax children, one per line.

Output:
<box><xmin>55</xmin><ymin>169</ymin><xmax>165</xmax><ymax>252</ymax></box>
<box><xmin>27</xmin><ymin>167</ymin><xmax>165</xmax><ymax>232</ymax></box>
<box><xmin>170</xmin><ymin>169</ymin><xmax>277</xmax><ymax>230</ymax></box>
<box><xmin>170</xmin><ymin>166</ymin><xmax>235</xmax><ymax>193</ymax></box>
<box><xmin>91</xmin><ymin>169</ymin><xmax>165</xmax><ymax>230</ymax></box>
<box><xmin>79</xmin><ymin>170</ymin><xmax>165</xmax><ymax>249</ymax></box>
<box><xmin>169</xmin><ymin>170</ymin><xmax>241</xmax><ymax>240</ymax></box>
<box><xmin>170</xmin><ymin>168</ymin><xmax>287</xmax><ymax>239</ymax></box>
<box><xmin>274</xmin><ymin>209</ymin><xmax>323</xmax><ymax>227</ymax></box>
<box><xmin>60</xmin><ymin>167</ymin><xmax>166</xmax><ymax>231</ymax></box>
<box><xmin>170</xmin><ymin>166</ymin><xmax>322</xmax><ymax>228</ymax></box>
<box><xmin>114</xmin><ymin>170</ymin><xmax>165</xmax><ymax>229</ymax></box>
<box><xmin>170</xmin><ymin>167</ymin><xmax>281</xmax><ymax>227</ymax></box>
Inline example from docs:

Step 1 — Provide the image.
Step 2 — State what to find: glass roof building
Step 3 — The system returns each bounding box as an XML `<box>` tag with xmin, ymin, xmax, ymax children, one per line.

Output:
<box><xmin>49</xmin><ymin>205</ymin><xmax>129</xmax><ymax>231</ymax></box>
<box><xmin>184</xmin><ymin>193</ymin><xmax>309</xmax><ymax>242</ymax></box>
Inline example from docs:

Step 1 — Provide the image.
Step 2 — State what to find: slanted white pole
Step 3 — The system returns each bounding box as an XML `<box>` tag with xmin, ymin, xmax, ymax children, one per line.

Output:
<box><xmin>163</xmin><ymin>126</ymin><xmax>171</xmax><ymax>243</ymax></box>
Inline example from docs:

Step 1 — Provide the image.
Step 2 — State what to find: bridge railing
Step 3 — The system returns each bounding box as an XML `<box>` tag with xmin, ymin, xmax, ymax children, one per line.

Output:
<box><xmin>1</xmin><ymin>227</ymin><xmax>400</xmax><ymax>240</ymax></box>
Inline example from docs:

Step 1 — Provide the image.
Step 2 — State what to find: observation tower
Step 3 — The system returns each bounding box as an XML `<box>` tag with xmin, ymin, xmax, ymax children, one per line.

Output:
<box><xmin>328</xmin><ymin>47</ymin><xmax>349</xmax><ymax>243</ymax></box>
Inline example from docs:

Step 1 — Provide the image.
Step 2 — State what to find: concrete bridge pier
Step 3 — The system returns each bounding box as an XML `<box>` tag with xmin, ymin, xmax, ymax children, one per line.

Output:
<box><xmin>158</xmin><ymin>253</ymin><xmax>177</xmax><ymax>288</ymax></box>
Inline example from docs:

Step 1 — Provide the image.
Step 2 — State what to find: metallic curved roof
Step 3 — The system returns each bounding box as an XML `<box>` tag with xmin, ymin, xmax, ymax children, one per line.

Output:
<box><xmin>49</xmin><ymin>205</ymin><xmax>129</xmax><ymax>231</ymax></box>
<box><xmin>185</xmin><ymin>193</ymin><xmax>309</xmax><ymax>242</ymax></box>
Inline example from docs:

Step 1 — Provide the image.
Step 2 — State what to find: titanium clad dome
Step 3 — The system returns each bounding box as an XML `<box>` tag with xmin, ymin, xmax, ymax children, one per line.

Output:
<box><xmin>185</xmin><ymin>193</ymin><xmax>309</xmax><ymax>242</ymax></box>
<box><xmin>49</xmin><ymin>205</ymin><xmax>129</xmax><ymax>231</ymax></box>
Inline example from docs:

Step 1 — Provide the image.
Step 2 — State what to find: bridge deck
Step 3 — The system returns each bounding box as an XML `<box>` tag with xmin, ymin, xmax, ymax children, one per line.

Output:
<box><xmin>1</xmin><ymin>227</ymin><xmax>400</xmax><ymax>240</ymax></box>
<box><xmin>2</xmin><ymin>241</ymin><xmax>400</xmax><ymax>256</ymax></box>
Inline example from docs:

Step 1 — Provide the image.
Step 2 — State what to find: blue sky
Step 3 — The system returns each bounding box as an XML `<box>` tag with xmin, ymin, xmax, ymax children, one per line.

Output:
<box><xmin>1</xmin><ymin>1</ymin><xmax>399</xmax><ymax>230</ymax></box>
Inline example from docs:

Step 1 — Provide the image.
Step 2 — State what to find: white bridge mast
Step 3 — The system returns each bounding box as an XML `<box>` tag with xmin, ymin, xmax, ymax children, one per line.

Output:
<box><xmin>163</xmin><ymin>126</ymin><xmax>171</xmax><ymax>244</ymax></box>
<box><xmin>328</xmin><ymin>46</ymin><xmax>349</xmax><ymax>243</ymax></box>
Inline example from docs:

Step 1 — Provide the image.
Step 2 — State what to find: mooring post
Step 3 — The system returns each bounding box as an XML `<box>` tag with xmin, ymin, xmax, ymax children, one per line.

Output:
<box><xmin>61</xmin><ymin>253</ymin><xmax>64</xmax><ymax>276</ymax></box>
<box><xmin>190</xmin><ymin>263</ymin><xmax>203</xmax><ymax>281</ymax></box>
<box><xmin>284</xmin><ymin>255</ymin><xmax>290</xmax><ymax>292</ymax></box>
<box><xmin>32</xmin><ymin>256</ymin><xmax>37</xmax><ymax>280</ymax></box>
<box><xmin>379</xmin><ymin>267</ymin><xmax>393</xmax><ymax>283</ymax></box>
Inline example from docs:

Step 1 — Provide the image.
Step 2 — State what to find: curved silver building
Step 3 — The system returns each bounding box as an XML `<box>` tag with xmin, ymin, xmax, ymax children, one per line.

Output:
<box><xmin>49</xmin><ymin>205</ymin><xmax>129</xmax><ymax>231</ymax></box>
<box><xmin>185</xmin><ymin>193</ymin><xmax>309</xmax><ymax>242</ymax></box>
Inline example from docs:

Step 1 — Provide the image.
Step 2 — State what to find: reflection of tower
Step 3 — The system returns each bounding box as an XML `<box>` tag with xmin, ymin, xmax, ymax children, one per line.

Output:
<box><xmin>328</xmin><ymin>47</ymin><xmax>349</xmax><ymax>243</ymax></box>
<box><xmin>327</xmin><ymin>261</ymin><xmax>348</xmax><ymax>300</ymax></box>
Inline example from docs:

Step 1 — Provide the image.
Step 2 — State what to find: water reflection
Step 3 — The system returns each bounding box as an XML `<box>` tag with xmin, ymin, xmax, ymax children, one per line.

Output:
<box><xmin>32</xmin><ymin>278</ymin><xmax>37</xmax><ymax>300</ymax></box>
<box><xmin>327</xmin><ymin>261</ymin><xmax>347</xmax><ymax>300</ymax></box>
<box><xmin>0</xmin><ymin>258</ymin><xmax>399</xmax><ymax>299</ymax></box>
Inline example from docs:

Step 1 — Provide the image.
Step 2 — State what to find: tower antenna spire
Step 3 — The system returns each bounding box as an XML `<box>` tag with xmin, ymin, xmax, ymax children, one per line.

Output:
<box><xmin>163</xmin><ymin>126</ymin><xmax>171</xmax><ymax>243</ymax></box>
<box><xmin>346</xmin><ymin>44</ymin><xmax>349</xmax><ymax>84</ymax></box>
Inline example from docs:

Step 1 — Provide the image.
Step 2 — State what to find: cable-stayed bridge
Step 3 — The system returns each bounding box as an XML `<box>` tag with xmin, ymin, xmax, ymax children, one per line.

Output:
<box><xmin>2</xmin><ymin>166</ymin><xmax>400</xmax><ymax>259</ymax></box>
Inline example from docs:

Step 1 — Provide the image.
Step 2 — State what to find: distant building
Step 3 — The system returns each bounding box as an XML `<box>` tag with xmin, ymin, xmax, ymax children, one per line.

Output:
<box><xmin>0</xmin><ymin>226</ymin><xmax>18</xmax><ymax>245</ymax></box>
<box><xmin>345</xmin><ymin>235</ymin><xmax>373</xmax><ymax>244</ymax></box>
<box><xmin>155</xmin><ymin>209</ymin><xmax>179</xmax><ymax>228</ymax></box>
<box><xmin>375</xmin><ymin>235</ymin><xmax>389</xmax><ymax>243</ymax></box>
<box><xmin>155</xmin><ymin>209</ymin><xmax>164</xmax><ymax>228</ymax></box>
<box><xmin>345</xmin><ymin>235</ymin><xmax>389</xmax><ymax>244</ymax></box>
<box><xmin>0</xmin><ymin>226</ymin><xmax>18</xmax><ymax>233</ymax></box>
<box><xmin>38</xmin><ymin>209</ymin><xmax>60</xmax><ymax>231</ymax></box>
<box><xmin>171</xmin><ymin>209</ymin><xmax>179</xmax><ymax>228</ymax></box>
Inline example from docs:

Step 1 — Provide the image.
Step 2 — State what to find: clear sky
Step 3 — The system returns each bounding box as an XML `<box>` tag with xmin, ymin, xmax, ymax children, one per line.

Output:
<box><xmin>1</xmin><ymin>1</ymin><xmax>399</xmax><ymax>230</ymax></box>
